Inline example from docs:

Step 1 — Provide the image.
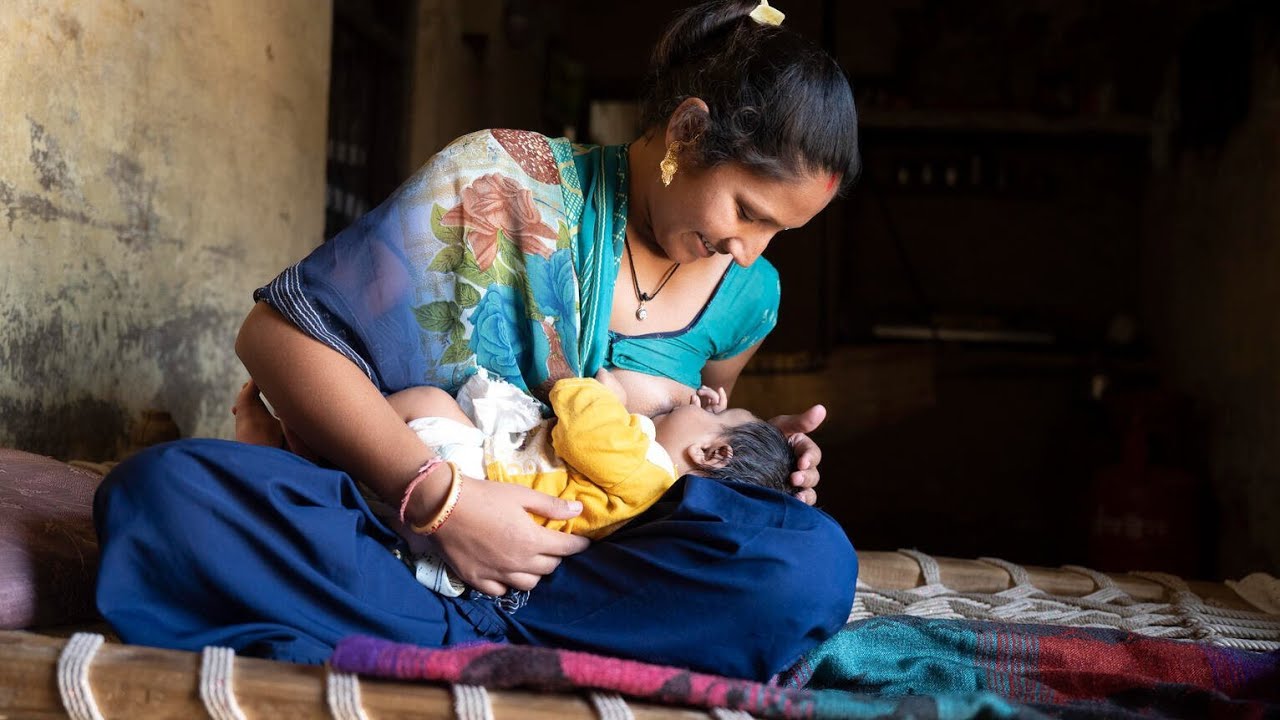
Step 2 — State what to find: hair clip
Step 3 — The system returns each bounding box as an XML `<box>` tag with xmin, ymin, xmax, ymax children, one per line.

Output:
<box><xmin>749</xmin><ymin>0</ymin><xmax>784</xmax><ymax>26</ymax></box>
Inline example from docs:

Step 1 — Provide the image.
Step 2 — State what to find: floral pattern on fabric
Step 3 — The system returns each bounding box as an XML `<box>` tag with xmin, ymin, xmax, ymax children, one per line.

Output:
<box><xmin>493</xmin><ymin>128</ymin><xmax>562</xmax><ymax>185</ymax></box>
<box><xmin>407</xmin><ymin>133</ymin><xmax>584</xmax><ymax>397</ymax></box>
<box><xmin>467</xmin><ymin>286</ymin><xmax>529</xmax><ymax>384</ymax></box>
<box><xmin>257</xmin><ymin>129</ymin><xmax>627</xmax><ymax>399</ymax></box>
<box><xmin>440</xmin><ymin>173</ymin><xmax>558</xmax><ymax>269</ymax></box>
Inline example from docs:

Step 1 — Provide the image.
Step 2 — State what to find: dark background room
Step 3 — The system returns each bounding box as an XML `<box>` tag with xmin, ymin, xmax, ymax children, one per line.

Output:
<box><xmin>4</xmin><ymin>0</ymin><xmax>1278</xmax><ymax>582</ymax></box>
<box><xmin>318</xmin><ymin>0</ymin><xmax>1280</xmax><ymax>581</ymax></box>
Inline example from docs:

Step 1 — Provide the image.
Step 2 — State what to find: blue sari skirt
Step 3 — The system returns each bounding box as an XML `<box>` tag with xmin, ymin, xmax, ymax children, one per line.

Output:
<box><xmin>95</xmin><ymin>439</ymin><xmax>857</xmax><ymax>680</ymax></box>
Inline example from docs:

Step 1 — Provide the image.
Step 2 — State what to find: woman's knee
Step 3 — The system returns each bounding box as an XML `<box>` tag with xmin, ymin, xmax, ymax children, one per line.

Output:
<box><xmin>744</xmin><ymin>517</ymin><xmax>858</xmax><ymax>649</ymax></box>
<box><xmin>94</xmin><ymin>439</ymin><xmax>283</xmax><ymax>535</ymax></box>
<box><xmin>96</xmin><ymin>441</ymin><xmax>192</xmax><ymax>517</ymax></box>
<box><xmin>94</xmin><ymin>440</ymin><xmax>216</xmax><ymax>546</ymax></box>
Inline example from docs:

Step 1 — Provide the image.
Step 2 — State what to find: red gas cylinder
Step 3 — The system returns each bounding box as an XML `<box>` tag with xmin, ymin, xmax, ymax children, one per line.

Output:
<box><xmin>1087</xmin><ymin>392</ymin><xmax>1206</xmax><ymax>576</ymax></box>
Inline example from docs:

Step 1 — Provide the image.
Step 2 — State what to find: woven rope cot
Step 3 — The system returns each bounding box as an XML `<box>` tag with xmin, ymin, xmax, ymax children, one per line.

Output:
<box><xmin>854</xmin><ymin>550</ymin><xmax>1280</xmax><ymax>652</ymax></box>
<box><xmin>3</xmin><ymin>550</ymin><xmax>1277</xmax><ymax>719</ymax></box>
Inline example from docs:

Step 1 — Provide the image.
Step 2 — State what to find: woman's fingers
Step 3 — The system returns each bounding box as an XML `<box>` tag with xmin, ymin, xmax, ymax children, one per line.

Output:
<box><xmin>469</xmin><ymin>578</ymin><xmax>509</xmax><ymax>597</ymax></box>
<box><xmin>789</xmin><ymin>432</ymin><xmax>822</xmax><ymax>472</ymax></box>
<box><xmin>233</xmin><ymin>379</ymin><xmax>287</xmax><ymax>447</ymax></box>
<box><xmin>787</xmin><ymin>432</ymin><xmax>822</xmax><ymax>506</ymax></box>
<box><xmin>505</xmin><ymin>572</ymin><xmax>548</xmax><ymax>593</ymax></box>
<box><xmin>231</xmin><ymin>379</ymin><xmax>259</xmax><ymax>415</ymax></box>
<box><xmin>517</xmin><ymin>487</ymin><xmax>592</xmax><ymax>556</ymax></box>
<box><xmin>506</xmin><ymin>549</ymin><xmax>591</xmax><ymax>592</ymax></box>
<box><xmin>519</xmin><ymin>485</ymin><xmax>585</xmax><ymax>521</ymax></box>
<box><xmin>769</xmin><ymin>404</ymin><xmax>827</xmax><ymax>435</ymax></box>
<box><xmin>769</xmin><ymin>408</ymin><xmax>825</xmax><ymax>507</ymax></box>
<box><xmin>535</xmin><ymin>523</ymin><xmax>592</xmax><ymax>556</ymax></box>
<box><xmin>487</xmin><ymin>533</ymin><xmax>584</xmax><ymax>593</ymax></box>
<box><xmin>432</xmin><ymin>479</ymin><xmax>589</xmax><ymax>595</ymax></box>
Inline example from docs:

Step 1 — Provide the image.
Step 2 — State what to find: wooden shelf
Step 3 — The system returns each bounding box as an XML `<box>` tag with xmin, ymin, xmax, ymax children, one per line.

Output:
<box><xmin>860</xmin><ymin>109</ymin><xmax>1153</xmax><ymax>138</ymax></box>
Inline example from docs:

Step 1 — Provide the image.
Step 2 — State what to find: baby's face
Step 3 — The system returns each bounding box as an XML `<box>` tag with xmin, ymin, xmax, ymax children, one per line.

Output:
<box><xmin>652</xmin><ymin>402</ymin><xmax>755</xmax><ymax>456</ymax></box>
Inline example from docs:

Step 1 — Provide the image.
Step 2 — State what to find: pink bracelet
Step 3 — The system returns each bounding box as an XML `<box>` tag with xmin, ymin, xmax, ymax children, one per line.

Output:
<box><xmin>398</xmin><ymin>457</ymin><xmax>445</xmax><ymax>527</ymax></box>
<box><xmin>411</xmin><ymin>461</ymin><xmax>463</xmax><ymax>535</ymax></box>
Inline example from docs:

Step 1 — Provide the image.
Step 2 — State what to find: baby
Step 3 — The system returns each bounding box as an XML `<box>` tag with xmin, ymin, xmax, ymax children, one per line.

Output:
<box><xmin>389</xmin><ymin>370</ymin><xmax>796</xmax><ymax>536</ymax></box>
<box><xmin>234</xmin><ymin>370</ymin><xmax>796</xmax><ymax>593</ymax></box>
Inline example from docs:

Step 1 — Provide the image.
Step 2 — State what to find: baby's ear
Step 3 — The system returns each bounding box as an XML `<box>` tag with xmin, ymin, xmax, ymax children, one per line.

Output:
<box><xmin>689</xmin><ymin>439</ymin><xmax>733</xmax><ymax>469</ymax></box>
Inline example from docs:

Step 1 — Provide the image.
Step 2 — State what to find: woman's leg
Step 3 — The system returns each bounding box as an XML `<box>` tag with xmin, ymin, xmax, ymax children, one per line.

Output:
<box><xmin>503</xmin><ymin>476</ymin><xmax>858</xmax><ymax>681</ymax></box>
<box><xmin>93</xmin><ymin>439</ymin><xmax>505</xmax><ymax>663</ymax></box>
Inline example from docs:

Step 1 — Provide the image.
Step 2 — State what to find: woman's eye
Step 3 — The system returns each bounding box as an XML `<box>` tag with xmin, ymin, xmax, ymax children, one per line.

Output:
<box><xmin>737</xmin><ymin>206</ymin><xmax>753</xmax><ymax>222</ymax></box>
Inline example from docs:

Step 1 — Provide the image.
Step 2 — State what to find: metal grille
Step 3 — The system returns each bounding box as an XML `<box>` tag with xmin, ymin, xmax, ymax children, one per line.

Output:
<box><xmin>325</xmin><ymin>0</ymin><xmax>411</xmax><ymax>239</ymax></box>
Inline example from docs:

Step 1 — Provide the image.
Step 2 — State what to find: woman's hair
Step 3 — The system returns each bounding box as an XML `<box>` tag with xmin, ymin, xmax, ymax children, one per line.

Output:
<box><xmin>699</xmin><ymin>420</ymin><xmax>797</xmax><ymax>495</ymax></box>
<box><xmin>640</xmin><ymin>0</ymin><xmax>860</xmax><ymax>192</ymax></box>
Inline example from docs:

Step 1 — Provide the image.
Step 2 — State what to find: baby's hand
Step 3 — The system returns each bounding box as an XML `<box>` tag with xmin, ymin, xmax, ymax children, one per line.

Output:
<box><xmin>692</xmin><ymin>385</ymin><xmax>729</xmax><ymax>413</ymax></box>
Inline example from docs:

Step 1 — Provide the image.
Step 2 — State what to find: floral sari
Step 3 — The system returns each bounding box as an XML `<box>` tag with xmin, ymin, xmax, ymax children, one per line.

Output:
<box><xmin>256</xmin><ymin>129</ymin><xmax>628</xmax><ymax>401</ymax></box>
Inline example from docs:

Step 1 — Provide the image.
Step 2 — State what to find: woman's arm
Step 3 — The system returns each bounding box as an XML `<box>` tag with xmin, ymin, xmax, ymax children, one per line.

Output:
<box><xmin>236</xmin><ymin>302</ymin><xmax>589</xmax><ymax>595</ymax></box>
<box><xmin>701</xmin><ymin>341</ymin><xmax>824</xmax><ymax>505</ymax></box>
<box><xmin>236</xmin><ymin>303</ymin><xmax>433</xmax><ymax>498</ymax></box>
<box><xmin>699</xmin><ymin>341</ymin><xmax>762</xmax><ymax>400</ymax></box>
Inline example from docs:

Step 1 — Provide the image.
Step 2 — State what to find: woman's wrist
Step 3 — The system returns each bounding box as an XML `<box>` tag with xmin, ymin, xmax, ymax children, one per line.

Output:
<box><xmin>400</xmin><ymin>459</ymin><xmax>456</xmax><ymax>530</ymax></box>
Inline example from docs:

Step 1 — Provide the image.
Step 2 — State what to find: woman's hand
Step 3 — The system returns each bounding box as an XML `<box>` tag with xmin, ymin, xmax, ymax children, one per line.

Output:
<box><xmin>768</xmin><ymin>405</ymin><xmax>826</xmax><ymax>505</ymax></box>
<box><xmin>232</xmin><ymin>380</ymin><xmax>285</xmax><ymax>447</ymax></box>
<box><xmin>431</xmin><ymin>476</ymin><xmax>591</xmax><ymax>596</ymax></box>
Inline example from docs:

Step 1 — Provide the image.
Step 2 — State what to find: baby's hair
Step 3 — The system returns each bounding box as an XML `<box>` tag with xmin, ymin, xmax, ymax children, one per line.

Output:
<box><xmin>699</xmin><ymin>420</ymin><xmax>797</xmax><ymax>495</ymax></box>
<box><xmin>640</xmin><ymin>0</ymin><xmax>860</xmax><ymax>193</ymax></box>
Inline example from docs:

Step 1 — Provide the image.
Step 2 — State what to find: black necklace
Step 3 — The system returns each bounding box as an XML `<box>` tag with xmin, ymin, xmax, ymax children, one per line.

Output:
<box><xmin>624</xmin><ymin>237</ymin><xmax>680</xmax><ymax>321</ymax></box>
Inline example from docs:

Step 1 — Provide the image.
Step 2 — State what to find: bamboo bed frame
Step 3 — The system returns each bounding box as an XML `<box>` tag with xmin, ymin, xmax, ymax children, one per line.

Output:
<box><xmin>2</xmin><ymin>550</ymin><xmax>1270</xmax><ymax>719</ymax></box>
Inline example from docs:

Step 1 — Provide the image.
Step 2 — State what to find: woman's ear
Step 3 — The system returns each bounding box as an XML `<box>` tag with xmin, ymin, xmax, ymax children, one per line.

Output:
<box><xmin>688</xmin><ymin>438</ymin><xmax>733</xmax><ymax>470</ymax></box>
<box><xmin>664</xmin><ymin>97</ymin><xmax>710</xmax><ymax>147</ymax></box>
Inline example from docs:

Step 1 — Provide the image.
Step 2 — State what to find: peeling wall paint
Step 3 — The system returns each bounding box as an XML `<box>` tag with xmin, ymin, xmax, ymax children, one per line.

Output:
<box><xmin>1</xmin><ymin>1</ymin><xmax>331</xmax><ymax>458</ymax></box>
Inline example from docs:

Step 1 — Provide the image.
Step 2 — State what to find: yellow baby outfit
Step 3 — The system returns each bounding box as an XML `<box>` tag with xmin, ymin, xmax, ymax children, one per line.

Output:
<box><xmin>484</xmin><ymin>378</ymin><xmax>677</xmax><ymax>539</ymax></box>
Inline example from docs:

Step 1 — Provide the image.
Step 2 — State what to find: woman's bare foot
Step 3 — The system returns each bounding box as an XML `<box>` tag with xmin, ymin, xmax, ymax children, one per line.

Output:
<box><xmin>233</xmin><ymin>380</ymin><xmax>285</xmax><ymax>447</ymax></box>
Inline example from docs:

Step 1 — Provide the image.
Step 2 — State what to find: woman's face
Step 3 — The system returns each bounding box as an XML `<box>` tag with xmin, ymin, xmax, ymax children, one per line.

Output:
<box><xmin>645</xmin><ymin>159</ymin><xmax>838</xmax><ymax>267</ymax></box>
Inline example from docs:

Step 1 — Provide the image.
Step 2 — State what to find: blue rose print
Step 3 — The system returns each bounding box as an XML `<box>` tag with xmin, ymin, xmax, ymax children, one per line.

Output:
<box><xmin>524</xmin><ymin>249</ymin><xmax>580</xmax><ymax>373</ymax></box>
<box><xmin>468</xmin><ymin>285</ymin><xmax>529</xmax><ymax>388</ymax></box>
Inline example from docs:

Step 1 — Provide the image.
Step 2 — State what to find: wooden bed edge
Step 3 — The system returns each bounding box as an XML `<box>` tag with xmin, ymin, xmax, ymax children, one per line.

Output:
<box><xmin>857</xmin><ymin>550</ymin><xmax>1259</xmax><ymax>612</ymax></box>
<box><xmin>0</xmin><ymin>630</ymin><xmax>711</xmax><ymax>719</ymax></box>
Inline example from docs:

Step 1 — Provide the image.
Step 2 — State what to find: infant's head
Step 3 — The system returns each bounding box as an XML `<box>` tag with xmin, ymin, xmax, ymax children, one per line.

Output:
<box><xmin>652</xmin><ymin>402</ymin><xmax>796</xmax><ymax>495</ymax></box>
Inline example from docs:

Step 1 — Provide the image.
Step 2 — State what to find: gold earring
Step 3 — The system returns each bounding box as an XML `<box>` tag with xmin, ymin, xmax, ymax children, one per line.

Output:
<box><xmin>660</xmin><ymin>141</ymin><xmax>682</xmax><ymax>186</ymax></box>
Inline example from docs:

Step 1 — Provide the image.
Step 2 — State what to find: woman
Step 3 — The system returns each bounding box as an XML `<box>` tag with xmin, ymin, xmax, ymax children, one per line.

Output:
<box><xmin>95</xmin><ymin>0</ymin><xmax>860</xmax><ymax>680</ymax></box>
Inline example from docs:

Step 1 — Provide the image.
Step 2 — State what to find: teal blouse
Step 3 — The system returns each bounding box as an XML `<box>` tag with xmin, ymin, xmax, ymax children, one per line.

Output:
<box><xmin>606</xmin><ymin>259</ymin><xmax>780</xmax><ymax>389</ymax></box>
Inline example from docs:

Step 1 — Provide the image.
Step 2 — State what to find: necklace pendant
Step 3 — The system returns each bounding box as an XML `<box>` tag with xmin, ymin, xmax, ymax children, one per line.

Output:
<box><xmin>636</xmin><ymin>303</ymin><xmax>648</xmax><ymax>321</ymax></box>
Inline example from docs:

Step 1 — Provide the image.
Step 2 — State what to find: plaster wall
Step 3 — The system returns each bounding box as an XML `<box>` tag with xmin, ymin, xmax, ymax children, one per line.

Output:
<box><xmin>405</xmin><ymin>0</ymin><xmax>476</xmax><ymax>171</ymax></box>
<box><xmin>405</xmin><ymin>0</ymin><xmax>558</xmax><ymax>170</ymax></box>
<box><xmin>0</xmin><ymin>1</ymin><xmax>331</xmax><ymax>459</ymax></box>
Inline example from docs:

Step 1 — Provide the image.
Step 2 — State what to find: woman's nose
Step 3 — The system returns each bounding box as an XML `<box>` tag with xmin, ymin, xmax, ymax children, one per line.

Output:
<box><xmin>725</xmin><ymin>235</ymin><xmax>769</xmax><ymax>267</ymax></box>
